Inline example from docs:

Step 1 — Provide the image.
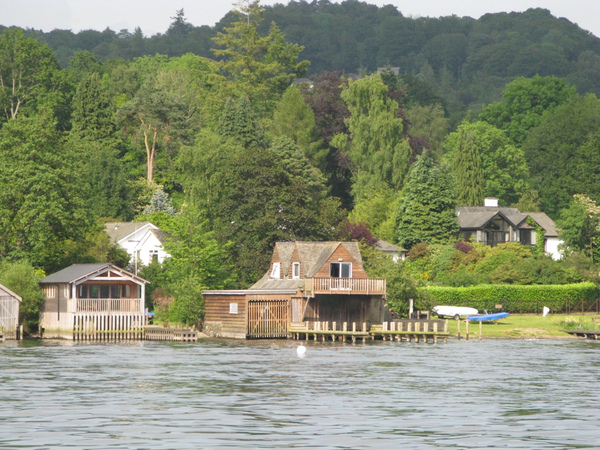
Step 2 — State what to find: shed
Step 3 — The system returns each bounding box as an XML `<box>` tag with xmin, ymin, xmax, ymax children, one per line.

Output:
<box><xmin>0</xmin><ymin>283</ymin><xmax>22</xmax><ymax>339</ymax></box>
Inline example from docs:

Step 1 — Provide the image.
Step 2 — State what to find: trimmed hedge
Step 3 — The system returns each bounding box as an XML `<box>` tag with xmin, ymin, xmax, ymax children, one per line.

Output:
<box><xmin>419</xmin><ymin>282</ymin><xmax>600</xmax><ymax>314</ymax></box>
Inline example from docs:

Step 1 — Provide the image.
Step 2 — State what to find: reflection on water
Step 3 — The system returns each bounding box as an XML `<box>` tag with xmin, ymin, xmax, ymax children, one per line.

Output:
<box><xmin>1</xmin><ymin>338</ymin><xmax>599</xmax><ymax>448</ymax></box>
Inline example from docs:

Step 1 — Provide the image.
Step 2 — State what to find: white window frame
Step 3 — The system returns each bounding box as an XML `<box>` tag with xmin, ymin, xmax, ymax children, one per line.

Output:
<box><xmin>330</xmin><ymin>262</ymin><xmax>352</xmax><ymax>278</ymax></box>
<box><xmin>292</xmin><ymin>262</ymin><xmax>300</xmax><ymax>279</ymax></box>
<box><xmin>229</xmin><ymin>303</ymin><xmax>238</xmax><ymax>314</ymax></box>
<box><xmin>270</xmin><ymin>262</ymin><xmax>281</xmax><ymax>279</ymax></box>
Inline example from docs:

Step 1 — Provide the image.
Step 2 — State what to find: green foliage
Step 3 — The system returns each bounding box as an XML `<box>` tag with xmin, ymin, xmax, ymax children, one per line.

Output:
<box><xmin>479</xmin><ymin>75</ymin><xmax>579</xmax><ymax>145</ymax></box>
<box><xmin>144</xmin><ymin>187</ymin><xmax>177</xmax><ymax>216</ymax></box>
<box><xmin>0</xmin><ymin>260</ymin><xmax>45</xmax><ymax>330</ymax></box>
<box><xmin>348</xmin><ymin>187</ymin><xmax>400</xmax><ymax>242</ymax></box>
<box><xmin>557</xmin><ymin>195</ymin><xmax>600</xmax><ymax>263</ymax></box>
<box><xmin>360</xmin><ymin>243</ymin><xmax>419</xmax><ymax>317</ymax></box>
<box><xmin>396</xmin><ymin>153</ymin><xmax>458</xmax><ymax>249</ymax></box>
<box><xmin>211</xmin><ymin>0</ymin><xmax>309</xmax><ymax>112</ymax></box>
<box><xmin>0</xmin><ymin>114</ymin><xmax>94</xmax><ymax>272</ymax></box>
<box><xmin>337</xmin><ymin>74</ymin><xmax>412</xmax><ymax>200</ymax></box>
<box><xmin>522</xmin><ymin>94</ymin><xmax>600</xmax><ymax>216</ymax></box>
<box><xmin>405</xmin><ymin>103</ymin><xmax>449</xmax><ymax>159</ymax></box>
<box><xmin>268</xmin><ymin>85</ymin><xmax>326</xmax><ymax>168</ymax></box>
<box><xmin>0</xmin><ymin>29</ymin><xmax>61</xmax><ymax>122</ymax></box>
<box><xmin>444</xmin><ymin>121</ymin><xmax>530</xmax><ymax>205</ymax></box>
<box><xmin>449</xmin><ymin>124</ymin><xmax>484</xmax><ymax>206</ymax></box>
<box><xmin>421</xmin><ymin>282</ymin><xmax>598</xmax><ymax>314</ymax></box>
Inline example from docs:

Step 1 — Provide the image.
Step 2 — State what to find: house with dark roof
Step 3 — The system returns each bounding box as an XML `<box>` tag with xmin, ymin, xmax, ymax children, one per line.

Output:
<box><xmin>39</xmin><ymin>263</ymin><xmax>149</xmax><ymax>339</ymax></box>
<box><xmin>105</xmin><ymin>222</ymin><xmax>171</xmax><ymax>272</ymax></box>
<box><xmin>202</xmin><ymin>241</ymin><xmax>386</xmax><ymax>339</ymax></box>
<box><xmin>0</xmin><ymin>283</ymin><xmax>22</xmax><ymax>339</ymax></box>
<box><xmin>457</xmin><ymin>198</ymin><xmax>563</xmax><ymax>260</ymax></box>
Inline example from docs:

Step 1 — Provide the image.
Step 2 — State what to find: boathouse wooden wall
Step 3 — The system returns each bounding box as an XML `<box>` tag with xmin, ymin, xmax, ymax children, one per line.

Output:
<box><xmin>312</xmin><ymin>245</ymin><xmax>368</xmax><ymax>279</ymax></box>
<box><xmin>203</xmin><ymin>293</ymin><xmax>248</xmax><ymax>339</ymax></box>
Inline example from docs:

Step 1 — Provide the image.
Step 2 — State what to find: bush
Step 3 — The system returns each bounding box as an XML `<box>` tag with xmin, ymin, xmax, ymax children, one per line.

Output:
<box><xmin>420</xmin><ymin>282</ymin><xmax>599</xmax><ymax>313</ymax></box>
<box><xmin>0</xmin><ymin>260</ymin><xmax>45</xmax><ymax>332</ymax></box>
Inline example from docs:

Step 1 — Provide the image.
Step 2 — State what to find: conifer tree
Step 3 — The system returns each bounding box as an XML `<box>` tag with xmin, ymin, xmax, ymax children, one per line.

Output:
<box><xmin>452</xmin><ymin>126</ymin><xmax>484</xmax><ymax>206</ymax></box>
<box><xmin>396</xmin><ymin>153</ymin><xmax>458</xmax><ymax>249</ymax></box>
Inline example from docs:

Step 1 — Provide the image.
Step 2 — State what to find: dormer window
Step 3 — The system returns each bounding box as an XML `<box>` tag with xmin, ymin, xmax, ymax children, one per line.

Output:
<box><xmin>330</xmin><ymin>262</ymin><xmax>352</xmax><ymax>278</ymax></box>
<box><xmin>292</xmin><ymin>262</ymin><xmax>300</xmax><ymax>279</ymax></box>
<box><xmin>270</xmin><ymin>262</ymin><xmax>281</xmax><ymax>279</ymax></box>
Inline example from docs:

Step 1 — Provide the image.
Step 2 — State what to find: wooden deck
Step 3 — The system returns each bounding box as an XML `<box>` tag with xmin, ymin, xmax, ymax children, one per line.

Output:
<box><xmin>145</xmin><ymin>326</ymin><xmax>198</xmax><ymax>342</ymax></box>
<box><xmin>290</xmin><ymin>319</ymin><xmax>450</xmax><ymax>343</ymax></box>
<box><xmin>562</xmin><ymin>329</ymin><xmax>600</xmax><ymax>340</ymax></box>
<box><xmin>304</xmin><ymin>277</ymin><xmax>386</xmax><ymax>297</ymax></box>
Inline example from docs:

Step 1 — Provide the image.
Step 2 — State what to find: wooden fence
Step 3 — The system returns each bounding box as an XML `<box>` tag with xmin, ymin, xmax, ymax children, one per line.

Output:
<box><xmin>74</xmin><ymin>298</ymin><xmax>143</xmax><ymax>313</ymax></box>
<box><xmin>73</xmin><ymin>313</ymin><xmax>145</xmax><ymax>340</ymax></box>
<box><xmin>247</xmin><ymin>300</ymin><xmax>288</xmax><ymax>338</ymax></box>
<box><xmin>305</xmin><ymin>277</ymin><xmax>386</xmax><ymax>296</ymax></box>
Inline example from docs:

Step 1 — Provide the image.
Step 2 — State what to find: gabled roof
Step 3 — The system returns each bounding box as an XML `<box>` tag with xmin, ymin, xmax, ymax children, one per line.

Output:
<box><xmin>105</xmin><ymin>222</ymin><xmax>157</xmax><ymax>243</ymax></box>
<box><xmin>149</xmin><ymin>228</ymin><xmax>173</xmax><ymax>245</ymax></box>
<box><xmin>0</xmin><ymin>283</ymin><xmax>22</xmax><ymax>302</ymax></box>
<box><xmin>374</xmin><ymin>239</ymin><xmax>406</xmax><ymax>253</ymax></box>
<box><xmin>40</xmin><ymin>263</ymin><xmax>148</xmax><ymax>285</ymax></box>
<box><xmin>456</xmin><ymin>206</ymin><xmax>559</xmax><ymax>236</ymax></box>
<box><xmin>249</xmin><ymin>241</ymin><xmax>363</xmax><ymax>290</ymax></box>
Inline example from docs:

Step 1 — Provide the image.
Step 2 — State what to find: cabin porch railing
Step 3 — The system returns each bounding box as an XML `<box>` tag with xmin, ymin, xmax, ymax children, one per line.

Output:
<box><xmin>73</xmin><ymin>298</ymin><xmax>144</xmax><ymax>313</ymax></box>
<box><xmin>304</xmin><ymin>277</ymin><xmax>386</xmax><ymax>297</ymax></box>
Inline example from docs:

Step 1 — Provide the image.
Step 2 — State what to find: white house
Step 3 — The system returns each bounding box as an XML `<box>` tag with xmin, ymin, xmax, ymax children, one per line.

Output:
<box><xmin>105</xmin><ymin>222</ymin><xmax>171</xmax><ymax>272</ymax></box>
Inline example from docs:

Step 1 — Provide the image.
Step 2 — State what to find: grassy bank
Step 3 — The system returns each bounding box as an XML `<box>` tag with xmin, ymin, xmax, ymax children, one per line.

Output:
<box><xmin>444</xmin><ymin>314</ymin><xmax>600</xmax><ymax>339</ymax></box>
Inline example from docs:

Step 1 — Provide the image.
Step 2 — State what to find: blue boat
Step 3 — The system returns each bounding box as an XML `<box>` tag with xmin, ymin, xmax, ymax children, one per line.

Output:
<box><xmin>467</xmin><ymin>312</ymin><xmax>509</xmax><ymax>322</ymax></box>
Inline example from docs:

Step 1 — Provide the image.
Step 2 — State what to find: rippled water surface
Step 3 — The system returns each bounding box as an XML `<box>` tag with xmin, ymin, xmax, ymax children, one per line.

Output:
<box><xmin>1</xmin><ymin>338</ymin><xmax>599</xmax><ymax>449</ymax></box>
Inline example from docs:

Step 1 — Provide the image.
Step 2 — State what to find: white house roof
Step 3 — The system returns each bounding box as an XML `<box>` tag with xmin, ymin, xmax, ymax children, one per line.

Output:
<box><xmin>105</xmin><ymin>222</ymin><xmax>157</xmax><ymax>244</ymax></box>
<box><xmin>0</xmin><ymin>282</ymin><xmax>22</xmax><ymax>302</ymax></box>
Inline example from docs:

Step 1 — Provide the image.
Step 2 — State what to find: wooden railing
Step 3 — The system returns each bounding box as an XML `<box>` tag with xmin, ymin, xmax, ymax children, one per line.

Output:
<box><xmin>74</xmin><ymin>298</ymin><xmax>144</xmax><ymax>313</ymax></box>
<box><xmin>305</xmin><ymin>277</ymin><xmax>386</xmax><ymax>297</ymax></box>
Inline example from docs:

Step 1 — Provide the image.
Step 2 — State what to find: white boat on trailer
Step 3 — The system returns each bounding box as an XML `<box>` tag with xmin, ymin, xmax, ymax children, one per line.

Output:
<box><xmin>432</xmin><ymin>305</ymin><xmax>478</xmax><ymax>321</ymax></box>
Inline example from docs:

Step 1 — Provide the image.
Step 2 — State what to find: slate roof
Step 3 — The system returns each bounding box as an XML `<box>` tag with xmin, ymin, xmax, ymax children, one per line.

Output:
<box><xmin>40</xmin><ymin>263</ymin><xmax>148</xmax><ymax>285</ymax></box>
<box><xmin>456</xmin><ymin>206</ymin><xmax>559</xmax><ymax>236</ymax></box>
<box><xmin>105</xmin><ymin>222</ymin><xmax>155</xmax><ymax>243</ymax></box>
<box><xmin>249</xmin><ymin>241</ymin><xmax>363</xmax><ymax>290</ymax></box>
<box><xmin>374</xmin><ymin>239</ymin><xmax>406</xmax><ymax>252</ymax></box>
<box><xmin>148</xmin><ymin>228</ymin><xmax>173</xmax><ymax>245</ymax></box>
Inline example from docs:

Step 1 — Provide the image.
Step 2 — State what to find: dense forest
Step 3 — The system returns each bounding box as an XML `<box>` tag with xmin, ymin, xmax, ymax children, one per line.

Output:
<box><xmin>2</xmin><ymin>0</ymin><xmax>600</xmax><ymax>326</ymax></box>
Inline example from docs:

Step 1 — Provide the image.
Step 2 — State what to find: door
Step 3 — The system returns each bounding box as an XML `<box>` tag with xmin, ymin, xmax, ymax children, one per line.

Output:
<box><xmin>247</xmin><ymin>300</ymin><xmax>289</xmax><ymax>338</ymax></box>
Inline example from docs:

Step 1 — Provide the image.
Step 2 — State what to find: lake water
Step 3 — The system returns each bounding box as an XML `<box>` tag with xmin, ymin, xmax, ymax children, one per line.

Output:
<box><xmin>1</xmin><ymin>338</ymin><xmax>599</xmax><ymax>449</ymax></box>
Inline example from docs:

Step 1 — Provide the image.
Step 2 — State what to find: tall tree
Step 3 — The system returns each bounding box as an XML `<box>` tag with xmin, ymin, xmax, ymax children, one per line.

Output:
<box><xmin>0</xmin><ymin>114</ymin><xmax>93</xmax><ymax>271</ymax></box>
<box><xmin>0</xmin><ymin>29</ymin><xmax>61</xmax><ymax>122</ymax></box>
<box><xmin>269</xmin><ymin>85</ymin><xmax>325</xmax><ymax>169</ymax></box>
<box><xmin>447</xmin><ymin>124</ymin><xmax>484</xmax><ymax>206</ymax></box>
<box><xmin>335</xmin><ymin>74</ymin><xmax>412</xmax><ymax>201</ymax></box>
<box><xmin>479</xmin><ymin>75</ymin><xmax>579</xmax><ymax>145</ymax></box>
<box><xmin>211</xmin><ymin>0</ymin><xmax>309</xmax><ymax>112</ymax></box>
<box><xmin>396</xmin><ymin>153</ymin><xmax>458</xmax><ymax>249</ymax></box>
<box><xmin>445</xmin><ymin>121</ymin><xmax>530</xmax><ymax>206</ymax></box>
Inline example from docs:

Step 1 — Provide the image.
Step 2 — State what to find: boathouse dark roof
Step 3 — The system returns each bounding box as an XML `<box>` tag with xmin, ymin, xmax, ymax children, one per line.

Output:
<box><xmin>40</xmin><ymin>263</ymin><xmax>148</xmax><ymax>285</ymax></box>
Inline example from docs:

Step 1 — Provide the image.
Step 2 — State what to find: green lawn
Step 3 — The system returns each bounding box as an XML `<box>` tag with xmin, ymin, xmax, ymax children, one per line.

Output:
<box><xmin>444</xmin><ymin>314</ymin><xmax>600</xmax><ymax>339</ymax></box>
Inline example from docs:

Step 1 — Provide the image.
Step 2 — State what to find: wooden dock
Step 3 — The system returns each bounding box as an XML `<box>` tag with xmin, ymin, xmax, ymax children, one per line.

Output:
<box><xmin>562</xmin><ymin>329</ymin><xmax>600</xmax><ymax>340</ymax></box>
<box><xmin>289</xmin><ymin>319</ymin><xmax>450</xmax><ymax>343</ymax></box>
<box><xmin>144</xmin><ymin>326</ymin><xmax>198</xmax><ymax>342</ymax></box>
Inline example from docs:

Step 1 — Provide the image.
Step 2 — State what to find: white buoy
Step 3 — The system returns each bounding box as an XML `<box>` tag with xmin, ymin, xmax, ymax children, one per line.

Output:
<box><xmin>297</xmin><ymin>344</ymin><xmax>306</xmax><ymax>357</ymax></box>
<box><xmin>542</xmin><ymin>306</ymin><xmax>550</xmax><ymax>317</ymax></box>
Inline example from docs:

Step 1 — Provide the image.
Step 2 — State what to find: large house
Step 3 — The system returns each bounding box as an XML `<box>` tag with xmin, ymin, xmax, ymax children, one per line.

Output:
<box><xmin>105</xmin><ymin>222</ymin><xmax>171</xmax><ymax>272</ymax></box>
<box><xmin>39</xmin><ymin>263</ymin><xmax>149</xmax><ymax>339</ymax></box>
<box><xmin>0</xmin><ymin>283</ymin><xmax>21</xmax><ymax>339</ymax></box>
<box><xmin>202</xmin><ymin>241</ymin><xmax>386</xmax><ymax>339</ymax></box>
<box><xmin>457</xmin><ymin>198</ymin><xmax>562</xmax><ymax>260</ymax></box>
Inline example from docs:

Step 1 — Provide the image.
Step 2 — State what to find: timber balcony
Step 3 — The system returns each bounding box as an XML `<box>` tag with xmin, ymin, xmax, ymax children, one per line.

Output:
<box><xmin>304</xmin><ymin>277</ymin><xmax>386</xmax><ymax>297</ymax></box>
<box><xmin>74</xmin><ymin>298</ymin><xmax>144</xmax><ymax>313</ymax></box>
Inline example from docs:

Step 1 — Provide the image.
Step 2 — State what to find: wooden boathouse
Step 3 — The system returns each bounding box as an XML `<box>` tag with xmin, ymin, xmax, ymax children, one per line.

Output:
<box><xmin>202</xmin><ymin>241</ymin><xmax>387</xmax><ymax>339</ymax></box>
<box><xmin>0</xmin><ymin>283</ymin><xmax>22</xmax><ymax>340</ymax></box>
<box><xmin>39</xmin><ymin>263</ymin><xmax>149</xmax><ymax>340</ymax></box>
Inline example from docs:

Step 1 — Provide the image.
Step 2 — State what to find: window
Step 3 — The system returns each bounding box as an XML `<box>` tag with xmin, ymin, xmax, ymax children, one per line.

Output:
<box><xmin>111</xmin><ymin>285</ymin><xmax>121</xmax><ymax>298</ymax></box>
<box><xmin>46</xmin><ymin>285</ymin><xmax>57</xmax><ymax>298</ymax></box>
<box><xmin>100</xmin><ymin>285</ymin><xmax>110</xmax><ymax>298</ymax></box>
<box><xmin>270</xmin><ymin>262</ymin><xmax>281</xmax><ymax>279</ymax></box>
<box><xmin>149</xmin><ymin>249</ymin><xmax>159</xmax><ymax>262</ymax></box>
<box><xmin>121</xmin><ymin>285</ymin><xmax>131</xmax><ymax>298</ymax></box>
<box><xmin>78</xmin><ymin>285</ymin><xmax>88</xmax><ymax>298</ymax></box>
<box><xmin>229</xmin><ymin>303</ymin><xmax>238</xmax><ymax>314</ymax></box>
<box><xmin>330</xmin><ymin>262</ymin><xmax>352</xmax><ymax>278</ymax></box>
<box><xmin>292</xmin><ymin>262</ymin><xmax>300</xmax><ymax>279</ymax></box>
